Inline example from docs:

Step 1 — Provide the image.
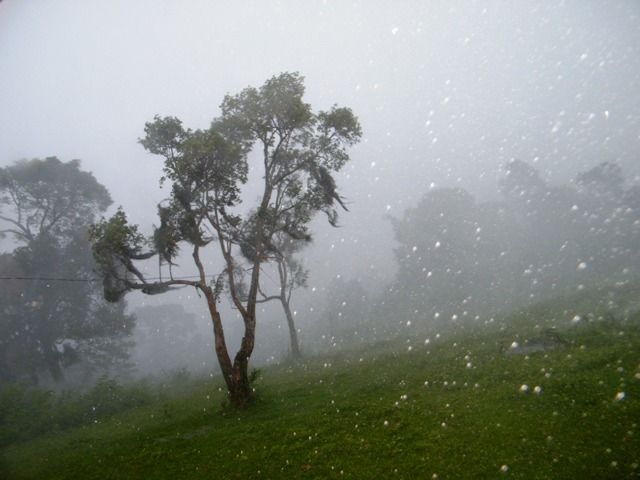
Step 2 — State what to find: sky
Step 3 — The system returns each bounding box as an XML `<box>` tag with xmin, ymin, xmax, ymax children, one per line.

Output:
<box><xmin>1</xmin><ymin>0</ymin><xmax>639</xmax><ymax>318</ymax></box>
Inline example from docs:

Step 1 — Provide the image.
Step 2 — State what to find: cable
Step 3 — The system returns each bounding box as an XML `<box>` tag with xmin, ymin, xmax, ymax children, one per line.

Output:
<box><xmin>0</xmin><ymin>274</ymin><xmax>215</xmax><ymax>283</ymax></box>
<box><xmin>0</xmin><ymin>276</ymin><xmax>98</xmax><ymax>283</ymax></box>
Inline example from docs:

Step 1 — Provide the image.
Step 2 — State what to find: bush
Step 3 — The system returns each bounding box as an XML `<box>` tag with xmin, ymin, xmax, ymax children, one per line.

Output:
<box><xmin>0</xmin><ymin>383</ymin><xmax>55</xmax><ymax>446</ymax></box>
<box><xmin>0</xmin><ymin>377</ymin><xmax>156</xmax><ymax>446</ymax></box>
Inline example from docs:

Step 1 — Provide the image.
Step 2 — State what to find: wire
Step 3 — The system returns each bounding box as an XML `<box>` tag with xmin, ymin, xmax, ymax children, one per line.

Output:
<box><xmin>0</xmin><ymin>274</ymin><xmax>214</xmax><ymax>283</ymax></box>
<box><xmin>0</xmin><ymin>276</ymin><xmax>98</xmax><ymax>283</ymax></box>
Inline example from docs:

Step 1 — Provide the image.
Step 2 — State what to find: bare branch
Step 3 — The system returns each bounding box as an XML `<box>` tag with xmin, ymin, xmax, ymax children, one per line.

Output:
<box><xmin>255</xmin><ymin>295</ymin><xmax>281</xmax><ymax>304</ymax></box>
<box><xmin>0</xmin><ymin>214</ymin><xmax>33</xmax><ymax>241</ymax></box>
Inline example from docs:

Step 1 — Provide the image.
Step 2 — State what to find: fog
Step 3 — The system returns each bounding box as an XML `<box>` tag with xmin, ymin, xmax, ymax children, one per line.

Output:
<box><xmin>1</xmin><ymin>0</ymin><xmax>640</xmax><ymax>381</ymax></box>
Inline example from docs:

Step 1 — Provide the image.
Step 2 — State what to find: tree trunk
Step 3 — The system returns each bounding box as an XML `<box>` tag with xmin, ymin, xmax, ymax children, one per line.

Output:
<box><xmin>228</xmin><ymin>363</ymin><xmax>252</xmax><ymax>408</ymax></box>
<box><xmin>220</xmin><ymin>182</ymin><xmax>270</xmax><ymax>407</ymax></box>
<box><xmin>202</xmin><ymin>285</ymin><xmax>253</xmax><ymax>408</ymax></box>
<box><xmin>281</xmin><ymin>296</ymin><xmax>301</xmax><ymax>359</ymax></box>
<box><xmin>229</xmin><ymin>308</ymin><xmax>256</xmax><ymax>408</ymax></box>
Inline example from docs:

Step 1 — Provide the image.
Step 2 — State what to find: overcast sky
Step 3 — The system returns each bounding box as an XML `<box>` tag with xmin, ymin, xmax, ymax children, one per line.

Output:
<box><xmin>1</xmin><ymin>0</ymin><xmax>639</xmax><ymax>297</ymax></box>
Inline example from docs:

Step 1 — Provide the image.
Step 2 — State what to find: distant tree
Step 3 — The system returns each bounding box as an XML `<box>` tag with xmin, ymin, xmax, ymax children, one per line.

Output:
<box><xmin>621</xmin><ymin>184</ymin><xmax>640</xmax><ymax>270</ymax></box>
<box><xmin>390</xmin><ymin>188</ymin><xmax>479</xmax><ymax>319</ymax></box>
<box><xmin>498</xmin><ymin>160</ymin><xmax>571</xmax><ymax>287</ymax></box>
<box><xmin>90</xmin><ymin>73</ymin><xmax>361</xmax><ymax>407</ymax></box>
<box><xmin>0</xmin><ymin>157</ymin><xmax>134</xmax><ymax>384</ymax></box>
<box><xmin>499</xmin><ymin>159</ymin><xmax>547</xmax><ymax>203</ymax></box>
<box><xmin>576</xmin><ymin>161</ymin><xmax>624</xmax><ymax>198</ymax></box>
<box><xmin>572</xmin><ymin>161</ymin><xmax>640</xmax><ymax>277</ymax></box>
<box><xmin>246</xmin><ymin>232</ymin><xmax>309</xmax><ymax>359</ymax></box>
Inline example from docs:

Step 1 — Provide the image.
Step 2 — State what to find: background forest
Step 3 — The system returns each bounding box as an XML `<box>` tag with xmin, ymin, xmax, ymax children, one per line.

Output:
<box><xmin>1</xmin><ymin>156</ymin><xmax>638</xmax><ymax>388</ymax></box>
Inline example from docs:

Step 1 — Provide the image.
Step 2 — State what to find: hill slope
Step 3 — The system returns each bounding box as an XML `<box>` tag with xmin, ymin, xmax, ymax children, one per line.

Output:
<box><xmin>2</xmin><ymin>286</ymin><xmax>640</xmax><ymax>479</ymax></box>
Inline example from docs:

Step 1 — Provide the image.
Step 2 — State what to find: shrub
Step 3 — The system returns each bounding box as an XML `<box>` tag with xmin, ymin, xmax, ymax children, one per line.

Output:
<box><xmin>0</xmin><ymin>377</ymin><xmax>156</xmax><ymax>446</ymax></box>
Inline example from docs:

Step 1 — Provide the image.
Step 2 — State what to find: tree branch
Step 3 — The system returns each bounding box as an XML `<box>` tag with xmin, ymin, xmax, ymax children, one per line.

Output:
<box><xmin>255</xmin><ymin>295</ymin><xmax>281</xmax><ymax>304</ymax></box>
<box><xmin>125</xmin><ymin>278</ymin><xmax>198</xmax><ymax>295</ymax></box>
<box><xmin>0</xmin><ymin>214</ymin><xmax>33</xmax><ymax>242</ymax></box>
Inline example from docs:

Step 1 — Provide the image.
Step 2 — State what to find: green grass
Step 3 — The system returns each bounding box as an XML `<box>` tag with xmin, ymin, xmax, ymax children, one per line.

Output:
<box><xmin>2</xmin><ymin>290</ymin><xmax>640</xmax><ymax>479</ymax></box>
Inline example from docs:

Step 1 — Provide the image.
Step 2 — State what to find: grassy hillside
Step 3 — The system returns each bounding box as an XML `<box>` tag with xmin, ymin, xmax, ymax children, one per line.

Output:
<box><xmin>2</xmin><ymin>286</ymin><xmax>639</xmax><ymax>479</ymax></box>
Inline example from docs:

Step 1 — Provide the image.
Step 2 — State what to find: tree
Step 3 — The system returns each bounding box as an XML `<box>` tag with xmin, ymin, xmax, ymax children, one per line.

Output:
<box><xmin>0</xmin><ymin>157</ymin><xmax>111</xmax><ymax>243</ymax></box>
<box><xmin>573</xmin><ymin>162</ymin><xmax>638</xmax><ymax>277</ymax></box>
<box><xmin>90</xmin><ymin>72</ymin><xmax>361</xmax><ymax>407</ymax></box>
<box><xmin>0</xmin><ymin>157</ymin><xmax>134</xmax><ymax>384</ymax></box>
<box><xmin>248</xmin><ymin>232</ymin><xmax>309</xmax><ymax>359</ymax></box>
<box><xmin>576</xmin><ymin>161</ymin><xmax>624</xmax><ymax>198</ymax></box>
<box><xmin>390</xmin><ymin>188</ymin><xmax>480</xmax><ymax>321</ymax></box>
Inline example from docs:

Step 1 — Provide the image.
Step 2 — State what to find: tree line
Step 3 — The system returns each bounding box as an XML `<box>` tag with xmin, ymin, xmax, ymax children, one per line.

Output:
<box><xmin>310</xmin><ymin>159</ymin><xmax>640</xmax><ymax>344</ymax></box>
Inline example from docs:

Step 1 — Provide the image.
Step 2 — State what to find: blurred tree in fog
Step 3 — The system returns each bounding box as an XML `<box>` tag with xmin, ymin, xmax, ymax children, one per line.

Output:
<box><xmin>391</xmin><ymin>188</ymin><xmax>478</xmax><ymax>317</ymax></box>
<box><xmin>0</xmin><ymin>157</ymin><xmax>134</xmax><ymax>385</ymax></box>
<box><xmin>90</xmin><ymin>73</ymin><xmax>361</xmax><ymax>407</ymax></box>
<box><xmin>389</xmin><ymin>160</ymin><xmax>640</xmax><ymax>327</ymax></box>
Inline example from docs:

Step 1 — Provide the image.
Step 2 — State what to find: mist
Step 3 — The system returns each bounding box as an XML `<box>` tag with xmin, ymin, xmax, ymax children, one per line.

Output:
<box><xmin>1</xmin><ymin>0</ymin><xmax>640</xmax><ymax>381</ymax></box>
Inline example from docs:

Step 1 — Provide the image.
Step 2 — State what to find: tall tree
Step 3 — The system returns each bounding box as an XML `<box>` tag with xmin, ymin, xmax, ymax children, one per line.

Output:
<box><xmin>0</xmin><ymin>157</ymin><xmax>133</xmax><ymax>384</ymax></box>
<box><xmin>90</xmin><ymin>72</ymin><xmax>361</xmax><ymax>407</ymax></box>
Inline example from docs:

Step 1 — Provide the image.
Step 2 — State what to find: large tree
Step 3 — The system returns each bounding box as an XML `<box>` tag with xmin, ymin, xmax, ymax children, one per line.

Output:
<box><xmin>90</xmin><ymin>73</ymin><xmax>361</xmax><ymax>407</ymax></box>
<box><xmin>0</xmin><ymin>157</ymin><xmax>134</xmax><ymax>384</ymax></box>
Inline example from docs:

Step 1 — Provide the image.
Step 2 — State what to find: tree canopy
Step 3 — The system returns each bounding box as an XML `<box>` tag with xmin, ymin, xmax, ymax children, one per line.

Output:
<box><xmin>0</xmin><ymin>157</ymin><xmax>111</xmax><ymax>244</ymax></box>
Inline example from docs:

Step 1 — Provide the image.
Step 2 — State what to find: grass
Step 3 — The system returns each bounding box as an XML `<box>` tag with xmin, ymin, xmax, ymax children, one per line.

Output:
<box><xmin>2</xmin><ymin>288</ymin><xmax>640</xmax><ymax>479</ymax></box>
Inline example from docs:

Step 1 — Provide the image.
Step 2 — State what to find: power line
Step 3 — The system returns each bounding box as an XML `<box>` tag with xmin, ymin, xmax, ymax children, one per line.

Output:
<box><xmin>0</xmin><ymin>274</ymin><xmax>213</xmax><ymax>283</ymax></box>
<box><xmin>0</xmin><ymin>276</ymin><xmax>98</xmax><ymax>283</ymax></box>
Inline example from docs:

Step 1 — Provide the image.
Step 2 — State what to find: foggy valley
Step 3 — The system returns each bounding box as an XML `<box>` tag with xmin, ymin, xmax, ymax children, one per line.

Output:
<box><xmin>1</xmin><ymin>1</ymin><xmax>639</xmax><ymax>478</ymax></box>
